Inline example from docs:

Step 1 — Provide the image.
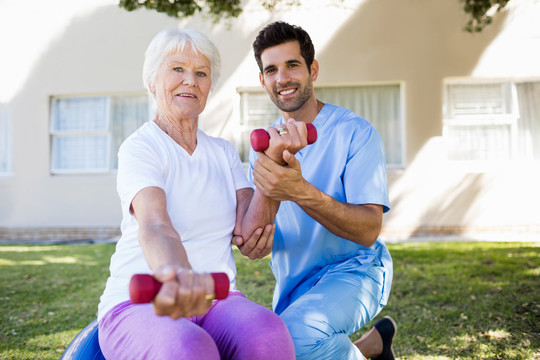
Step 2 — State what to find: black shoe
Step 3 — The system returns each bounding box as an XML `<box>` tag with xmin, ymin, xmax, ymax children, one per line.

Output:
<box><xmin>372</xmin><ymin>316</ymin><xmax>397</xmax><ymax>360</ymax></box>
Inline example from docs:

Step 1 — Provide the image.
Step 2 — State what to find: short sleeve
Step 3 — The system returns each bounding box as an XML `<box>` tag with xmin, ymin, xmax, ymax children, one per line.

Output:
<box><xmin>343</xmin><ymin>126</ymin><xmax>390</xmax><ymax>213</ymax></box>
<box><xmin>116</xmin><ymin>138</ymin><xmax>166</xmax><ymax>215</ymax></box>
<box><xmin>225</xmin><ymin>141</ymin><xmax>253</xmax><ymax>191</ymax></box>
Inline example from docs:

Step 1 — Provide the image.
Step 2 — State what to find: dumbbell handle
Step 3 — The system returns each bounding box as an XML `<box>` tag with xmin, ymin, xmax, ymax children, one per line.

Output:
<box><xmin>129</xmin><ymin>273</ymin><xmax>230</xmax><ymax>304</ymax></box>
<box><xmin>250</xmin><ymin>123</ymin><xmax>317</xmax><ymax>152</ymax></box>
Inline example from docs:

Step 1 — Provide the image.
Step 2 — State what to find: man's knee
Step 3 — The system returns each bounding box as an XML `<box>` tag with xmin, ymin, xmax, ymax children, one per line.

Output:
<box><xmin>280</xmin><ymin>309</ymin><xmax>323</xmax><ymax>355</ymax></box>
<box><xmin>281</xmin><ymin>309</ymin><xmax>362</xmax><ymax>360</ymax></box>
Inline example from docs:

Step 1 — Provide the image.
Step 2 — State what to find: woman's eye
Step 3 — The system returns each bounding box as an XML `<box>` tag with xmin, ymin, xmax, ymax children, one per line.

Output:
<box><xmin>173</xmin><ymin>67</ymin><xmax>182</xmax><ymax>72</ymax></box>
<box><xmin>196</xmin><ymin>71</ymin><xmax>207</xmax><ymax>77</ymax></box>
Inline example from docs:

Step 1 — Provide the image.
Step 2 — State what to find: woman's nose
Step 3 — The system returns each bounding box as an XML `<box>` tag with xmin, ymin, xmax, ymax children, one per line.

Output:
<box><xmin>181</xmin><ymin>71</ymin><xmax>197</xmax><ymax>86</ymax></box>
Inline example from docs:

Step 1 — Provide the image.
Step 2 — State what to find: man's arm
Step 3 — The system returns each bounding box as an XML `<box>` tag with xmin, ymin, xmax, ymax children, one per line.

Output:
<box><xmin>252</xmin><ymin>150</ymin><xmax>383</xmax><ymax>247</ymax></box>
<box><xmin>232</xmin><ymin>119</ymin><xmax>310</xmax><ymax>258</ymax></box>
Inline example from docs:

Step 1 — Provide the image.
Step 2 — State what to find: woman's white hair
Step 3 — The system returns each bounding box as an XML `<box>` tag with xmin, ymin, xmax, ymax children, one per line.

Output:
<box><xmin>142</xmin><ymin>27</ymin><xmax>221</xmax><ymax>103</ymax></box>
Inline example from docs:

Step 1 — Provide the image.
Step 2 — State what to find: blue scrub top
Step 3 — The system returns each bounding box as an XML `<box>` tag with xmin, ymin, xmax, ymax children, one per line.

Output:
<box><xmin>248</xmin><ymin>103</ymin><xmax>390</xmax><ymax>314</ymax></box>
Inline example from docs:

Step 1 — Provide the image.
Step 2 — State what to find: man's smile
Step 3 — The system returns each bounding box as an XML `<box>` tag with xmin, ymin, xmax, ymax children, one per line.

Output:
<box><xmin>278</xmin><ymin>88</ymin><xmax>297</xmax><ymax>96</ymax></box>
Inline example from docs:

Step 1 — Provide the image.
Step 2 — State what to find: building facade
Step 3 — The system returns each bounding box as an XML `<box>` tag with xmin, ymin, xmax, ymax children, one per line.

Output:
<box><xmin>1</xmin><ymin>0</ymin><xmax>539</xmax><ymax>241</ymax></box>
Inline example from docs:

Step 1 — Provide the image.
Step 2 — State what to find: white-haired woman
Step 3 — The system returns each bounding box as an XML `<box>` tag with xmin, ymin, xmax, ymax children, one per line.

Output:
<box><xmin>96</xmin><ymin>28</ymin><xmax>296</xmax><ymax>359</ymax></box>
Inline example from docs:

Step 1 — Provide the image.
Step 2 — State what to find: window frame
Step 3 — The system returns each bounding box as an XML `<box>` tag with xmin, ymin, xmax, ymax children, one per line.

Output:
<box><xmin>443</xmin><ymin>77</ymin><xmax>540</xmax><ymax>163</ymax></box>
<box><xmin>0</xmin><ymin>103</ymin><xmax>13</xmax><ymax>176</ymax></box>
<box><xmin>49</xmin><ymin>92</ymin><xmax>149</xmax><ymax>175</ymax></box>
<box><xmin>236</xmin><ymin>81</ymin><xmax>406</xmax><ymax>168</ymax></box>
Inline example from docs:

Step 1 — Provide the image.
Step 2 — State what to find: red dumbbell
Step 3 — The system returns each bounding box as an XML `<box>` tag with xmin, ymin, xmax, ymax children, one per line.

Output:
<box><xmin>129</xmin><ymin>273</ymin><xmax>230</xmax><ymax>304</ymax></box>
<box><xmin>250</xmin><ymin>123</ymin><xmax>317</xmax><ymax>152</ymax></box>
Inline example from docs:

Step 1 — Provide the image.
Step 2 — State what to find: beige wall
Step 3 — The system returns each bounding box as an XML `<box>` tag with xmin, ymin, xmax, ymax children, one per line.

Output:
<box><xmin>1</xmin><ymin>0</ymin><xmax>539</xmax><ymax>239</ymax></box>
<box><xmin>1</xmin><ymin>3</ymin><xmax>178</xmax><ymax>229</ymax></box>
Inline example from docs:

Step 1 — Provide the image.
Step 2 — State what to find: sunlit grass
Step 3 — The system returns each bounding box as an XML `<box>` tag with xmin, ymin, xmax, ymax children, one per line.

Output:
<box><xmin>0</xmin><ymin>244</ymin><xmax>113</xmax><ymax>360</ymax></box>
<box><xmin>0</xmin><ymin>241</ymin><xmax>538</xmax><ymax>359</ymax></box>
<box><xmin>0</xmin><ymin>246</ymin><xmax>63</xmax><ymax>252</ymax></box>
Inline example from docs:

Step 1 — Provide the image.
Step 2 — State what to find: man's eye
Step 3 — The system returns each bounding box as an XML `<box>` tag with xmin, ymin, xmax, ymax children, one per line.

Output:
<box><xmin>265</xmin><ymin>68</ymin><xmax>276</xmax><ymax>74</ymax></box>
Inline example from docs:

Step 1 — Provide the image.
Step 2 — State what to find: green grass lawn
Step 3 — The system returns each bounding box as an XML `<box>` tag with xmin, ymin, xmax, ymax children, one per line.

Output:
<box><xmin>0</xmin><ymin>241</ymin><xmax>538</xmax><ymax>359</ymax></box>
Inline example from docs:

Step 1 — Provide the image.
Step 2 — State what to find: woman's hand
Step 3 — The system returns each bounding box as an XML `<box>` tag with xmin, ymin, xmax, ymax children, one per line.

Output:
<box><xmin>232</xmin><ymin>223</ymin><xmax>276</xmax><ymax>260</ymax></box>
<box><xmin>151</xmin><ymin>266</ymin><xmax>216</xmax><ymax>319</ymax></box>
<box><xmin>264</xmin><ymin>118</ymin><xmax>309</xmax><ymax>165</ymax></box>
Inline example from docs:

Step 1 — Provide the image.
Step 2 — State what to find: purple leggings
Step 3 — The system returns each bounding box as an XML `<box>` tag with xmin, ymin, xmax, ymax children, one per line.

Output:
<box><xmin>98</xmin><ymin>292</ymin><xmax>295</xmax><ymax>360</ymax></box>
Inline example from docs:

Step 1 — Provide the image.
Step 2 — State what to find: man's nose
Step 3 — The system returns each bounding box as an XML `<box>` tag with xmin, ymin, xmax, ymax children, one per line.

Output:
<box><xmin>276</xmin><ymin>68</ymin><xmax>291</xmax><ymax>85</ymax></box>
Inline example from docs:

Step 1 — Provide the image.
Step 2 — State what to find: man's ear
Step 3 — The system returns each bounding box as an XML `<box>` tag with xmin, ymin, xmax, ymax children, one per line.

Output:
<box><xmin>259</xmin><ymin>72</ymin><xmax>266</xmax><ymax>89</ymax></box>
<box><xmin>310</xmin><ymin>60</ymin><xmax>320</xmax><ymax>82</ymax></box>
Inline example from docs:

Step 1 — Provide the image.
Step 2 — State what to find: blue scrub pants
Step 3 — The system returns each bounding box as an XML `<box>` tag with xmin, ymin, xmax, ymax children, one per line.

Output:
<box><xmin>279</xmin><ymin>242</ymin><xmax>393</xmax><ymax>360</ymax></box>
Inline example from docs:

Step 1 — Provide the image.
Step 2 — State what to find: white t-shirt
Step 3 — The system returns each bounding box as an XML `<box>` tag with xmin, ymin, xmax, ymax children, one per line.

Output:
<box><xmin>98</xmin><ymin>121</ymin><xmax>252</xmax><ymax>321</ymax></box>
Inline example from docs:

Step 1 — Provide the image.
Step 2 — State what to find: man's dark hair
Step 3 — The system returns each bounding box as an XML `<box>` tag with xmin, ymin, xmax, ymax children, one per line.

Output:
<box><xmin>253</xmin><ymin>21</ymin><xmax>315</xmax><ymax>73</ymax></box>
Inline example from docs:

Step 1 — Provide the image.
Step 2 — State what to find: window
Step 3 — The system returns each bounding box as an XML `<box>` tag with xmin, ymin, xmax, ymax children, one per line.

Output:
<box><xmin>237</xmin><ymin>91</ymin><xmax>281</xmax><ymax>162</ymax></box>
<box><xmin>237</xmin><ymin>84</ymin><xmax>404</xmax><ymax>166</ymax></box>
<box><xmin>0</xmin><ymin>103</ymin><xmax>13</xmax><ymax>174</ymax></box>
<box><xmin>316</xmin><ymin>84</ymin><xmax>403</xmax><ymax>166</ymax></box>
<box><xmin>50</xmin><ymin>94</ymin><xmax>149</xmax><ymax>174</ymax></box>
<box><xmin>444</xmin><ymin>80</ymin><xmax>540</xmax><ymax>161</ymax></box>
<box><xmin>516</xmin><ymin>82</ymin><xmax>540</xmax><ymax>160</ymax></box>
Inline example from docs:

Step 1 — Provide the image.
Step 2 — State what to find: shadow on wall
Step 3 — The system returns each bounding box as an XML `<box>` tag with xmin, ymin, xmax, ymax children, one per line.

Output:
<box><xmin>310</xmin><ymin>0</ymin><xmax>508</xmax><ymax>238</ymax></box>
<box><xmin>382</xmin><ymin>137</ymin><xmax>488</xmax><ymax>238</ymax></box>
<box><xmin>318</xmin><ymin>0</ymin><xmax>509</xmax><ymax>82</ymax></box>
<box><xmin>382</xmin><ymin>136</ymin><xmax>540</xmax><ymax>240</ymax></box>
<box><xmin>8</xmin><ymin>5</ymin><xmax>183</xmax><ymax>226</ymax></box>
<box><xmin>11</xmin><ymin>6</ymin><xmax>176</xmax><ymax>106</ymax></box>
<box><xmin>6</xmin><ymin>4</ymin><xmax>275</xmax><ymax>227</ymax></box>
<box><xmin>317</xmin><ymin>0</ymin><xmax>507</xmax><ymax>158</ymax></box>
<box><xmin>5</xmin><ymin>1</ymin><xmax>512</xmax><ymax>230</ymax></box>
<box><xmin>383</xmin><ymin>137</ymin><xmax>490</xmax><ymax>240</ymax></box>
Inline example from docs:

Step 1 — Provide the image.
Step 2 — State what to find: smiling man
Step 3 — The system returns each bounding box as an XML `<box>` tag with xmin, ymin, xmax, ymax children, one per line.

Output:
<box><xmin>242</xmin><ymin>21</ymin><xmax>397</xmax><ymax>360</ymax></box>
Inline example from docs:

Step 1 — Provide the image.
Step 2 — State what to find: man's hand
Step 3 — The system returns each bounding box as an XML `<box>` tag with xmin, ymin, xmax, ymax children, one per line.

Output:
<box><xmin>232</xmin><ymin>223</ymin><xmax>275</xmax><ymax>259</ymax></box>
<box><xmin>263</xmin><ymin>119</ymin><xmax>308</xmax><ymax>165</ymax></box>
<box><xmin>151</xmin><ymin>266</ymin><xmax>215</xmax><ymax>319</ymax></box>
<box><xmin>253</xmin><ymin>150</ymin><xmax>308</xmax><ymax>202</ymax></box>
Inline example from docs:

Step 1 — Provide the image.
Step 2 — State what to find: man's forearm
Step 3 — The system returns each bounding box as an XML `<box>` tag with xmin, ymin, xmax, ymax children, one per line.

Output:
<box><xmin>294</xmin><ymin>182</ymin><xmax>383</xmax><ymax>247</ymax></box>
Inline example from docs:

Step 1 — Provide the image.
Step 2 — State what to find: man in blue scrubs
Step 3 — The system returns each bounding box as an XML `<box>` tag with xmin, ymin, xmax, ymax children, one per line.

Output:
<box><xmin>234</xmin><ymin>21</ymin><xmax>397</xmax><ymax>360</ymax></box>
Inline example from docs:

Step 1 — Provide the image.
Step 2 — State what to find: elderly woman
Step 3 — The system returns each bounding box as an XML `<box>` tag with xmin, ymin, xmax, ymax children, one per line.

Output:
<box><xmin>97</xmin><ymin>28</ymin><xmax>297</xmax><ymax>359</ymax></box>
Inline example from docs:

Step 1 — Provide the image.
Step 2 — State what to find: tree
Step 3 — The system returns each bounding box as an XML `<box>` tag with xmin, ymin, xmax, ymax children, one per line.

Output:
<box><xmin>118</xmin><ymin>0</ymin><xmax>509</xmax><ymax>32</ymax></box>
<box><xmin>462</xmin><ymin>0</ymin><xmax>510</xmax><ymax>32</ymax></box>
<box><xmin>117</xmin><ymin>0</ymin><xmax>299</xmax><ymax>23</ymax></box>
<box><xmin>119</xmin><ymin>0</ymin><xmax>241</xmax><ymax>21</ymax></box>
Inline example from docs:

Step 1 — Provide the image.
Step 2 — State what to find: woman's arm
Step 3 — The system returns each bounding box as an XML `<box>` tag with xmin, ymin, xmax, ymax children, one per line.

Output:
<box><xmin>132</xmin><ymin>186</ymin><xmax>189</xmax><ymax>269</ymax></box>
<box><xmin>233</xmin><ymin>187</ymin><xmax>279</xmax><ymax>259</ymax></box>
<box><xmin>131</xmin><ymin>186</ymin><xmax>214</xmax><ymax>319</ymax></box>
